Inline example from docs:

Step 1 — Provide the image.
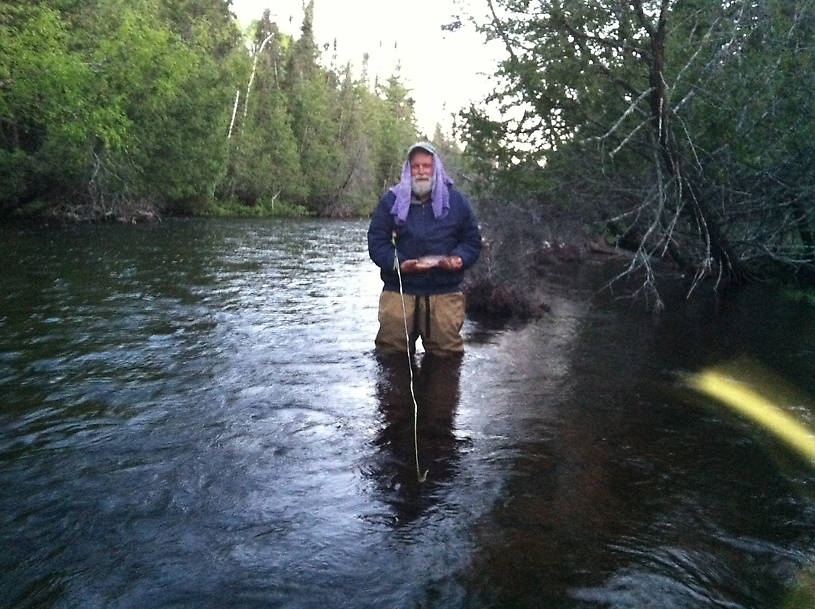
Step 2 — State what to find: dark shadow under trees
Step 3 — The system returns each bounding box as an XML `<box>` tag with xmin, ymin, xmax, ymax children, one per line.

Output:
<box><xmin>457</xmin><ymin>0</ymin><xmax>815</xmax><ymax>311</ymax></box>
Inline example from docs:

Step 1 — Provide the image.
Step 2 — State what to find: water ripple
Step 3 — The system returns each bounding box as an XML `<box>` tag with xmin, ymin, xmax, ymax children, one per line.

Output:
<box><xmin>2</xmin><ymin>219</ymin><xmax>815</xmax><ymax>609</ymax></box>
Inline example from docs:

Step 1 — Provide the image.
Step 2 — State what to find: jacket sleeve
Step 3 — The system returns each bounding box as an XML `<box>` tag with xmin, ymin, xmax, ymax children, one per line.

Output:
<box><xmin>367</xmin><ymin>193</ymin><xmax>398</xmax><ymax>271</ymax></box>
<box><xmin>451</xmin><ymin>193</ymin><xmax>482</xmax><ymax>270</ymax></box>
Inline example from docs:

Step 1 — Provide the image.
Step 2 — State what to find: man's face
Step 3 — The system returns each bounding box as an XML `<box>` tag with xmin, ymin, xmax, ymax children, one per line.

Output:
<box><xmin>410</xmin><ymin>150</ymin><xmax>434</xmax><ymax>199</ymax></box>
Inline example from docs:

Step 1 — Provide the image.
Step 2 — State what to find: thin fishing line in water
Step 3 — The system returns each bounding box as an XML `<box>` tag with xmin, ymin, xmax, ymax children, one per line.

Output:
<box><xmin>393</xmin><ymin>231</ymin><xmax>428</xmax><ymax>483</ymax></box>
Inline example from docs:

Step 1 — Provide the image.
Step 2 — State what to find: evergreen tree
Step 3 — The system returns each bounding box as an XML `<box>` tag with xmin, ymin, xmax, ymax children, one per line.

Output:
<box><xmin>0</xmin><ymin>0</ymin><xmax>421</xmax><ymax>220</ymax></box>
<box><xmin>374</xmin><ymin>73</ymin><xmax>418</xmax><ymax>193</ymax></box>
<box><xmin>282</xmin><ymin>0</ymin><xmax>342</xmax><ymax>214</ymax></box>
<box><xmin>325</xmin><ymin>63</ymin><xmax>379</xmax><ymax>216</ymax></box>
<box><xmin>225</xmin><ymin>11</ymin><xmax>305</xmax><ymax>208</ymax></box>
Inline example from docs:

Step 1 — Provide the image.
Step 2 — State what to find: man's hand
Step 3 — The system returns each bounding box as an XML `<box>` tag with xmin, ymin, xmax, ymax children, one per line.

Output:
<box><xmin>438</xmin><ymin>255</ymin><xmax>463</xmax><ymax>271</ymax></box>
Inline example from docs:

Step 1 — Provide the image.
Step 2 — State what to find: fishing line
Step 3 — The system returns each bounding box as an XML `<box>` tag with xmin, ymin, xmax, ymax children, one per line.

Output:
<box><xmin>392</xmin><ymin>231</ymin><xmax>428</xmax><ymax>483</ymax></box>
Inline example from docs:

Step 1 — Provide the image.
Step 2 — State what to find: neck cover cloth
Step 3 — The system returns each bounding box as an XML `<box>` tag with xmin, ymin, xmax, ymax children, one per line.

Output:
<box><xmin>389</xmin><ymin>142</ymin><xmax>453</xmax><ymax>225</ymax></box>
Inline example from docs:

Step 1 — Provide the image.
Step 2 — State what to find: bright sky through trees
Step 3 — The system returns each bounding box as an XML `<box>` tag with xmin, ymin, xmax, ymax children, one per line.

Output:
<box><xmin>230</xmin><ymin>0</ymin><xmax>500</xmax><ymax>136</ymax></box>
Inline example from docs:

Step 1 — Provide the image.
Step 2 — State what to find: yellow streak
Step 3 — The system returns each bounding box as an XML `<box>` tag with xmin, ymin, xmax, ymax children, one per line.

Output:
<box><xmin>688</xmin><ymin>370</ymin><xmax>815</xmax><ymax>464</ymax></box>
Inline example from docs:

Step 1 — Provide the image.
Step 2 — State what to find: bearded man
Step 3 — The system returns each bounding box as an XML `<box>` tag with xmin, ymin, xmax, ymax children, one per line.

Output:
<box><xmin>367</xmin><ymin>142</ymin><xmax>482</xmax><ymax>355</ymax></box>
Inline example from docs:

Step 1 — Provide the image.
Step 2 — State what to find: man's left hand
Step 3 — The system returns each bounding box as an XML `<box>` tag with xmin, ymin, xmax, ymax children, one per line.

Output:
<box><xmin>438</xmin><ymin>256</ymin><xmax>463</xmax><ymax>271</ymax></box>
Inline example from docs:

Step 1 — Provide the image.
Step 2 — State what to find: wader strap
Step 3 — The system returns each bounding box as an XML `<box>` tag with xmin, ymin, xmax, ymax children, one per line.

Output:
<box><xmin>424</xmin><ymin>296</ymin><xmax>431</xmax><ymax>339</ymax></box>
<box><xmin>413</xmin><ymin>295</ymin><xmax>420</xmax><ymax>339</ymax></box>
<box><xmin>411</xmin><ymin>295</ymin><xmax>432</xmax><ymax>340</ymax></box>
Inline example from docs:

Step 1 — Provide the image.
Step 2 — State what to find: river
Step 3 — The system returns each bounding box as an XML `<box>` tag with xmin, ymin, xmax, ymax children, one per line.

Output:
<box><xmin>2</xmin><ymin>218</ymin><xmax>815</xmax><ymax>609</ymax></box>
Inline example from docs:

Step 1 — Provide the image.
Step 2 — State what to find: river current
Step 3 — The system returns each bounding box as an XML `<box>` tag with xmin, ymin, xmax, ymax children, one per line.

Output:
<box><xmin>2</xmin><ymin>218</ymin><xmax>815</xmax><ymax>609</ymax></box>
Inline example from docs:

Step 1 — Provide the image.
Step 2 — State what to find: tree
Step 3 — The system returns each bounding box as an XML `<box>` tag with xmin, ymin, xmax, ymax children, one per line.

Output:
<box><xmin>0</xmin><ymin>0</ymin><xmax>245</xmax><ymax>219</ymax></box>
<box><xmin>281</xmin><ymin>0</ymin><xmax>344</xmax><ymax>214</ymax></box>
<box><xmin>461</xmin><ymin>0</ymin><xmax>815</xmax><ymax>307</ymax></box>
<box><xmin>322</xmin><ymin>62</ymin><xmax>380</xmax><ymax>217</ymax></box>
<box><xmin>0</xmin><ymin>5</ymin><xmax>94</xmax><ymax>214</ymax></box>
<box><xmin>86</xmin><ymin>0</ymin><xmax>243</xmax><ymax>214</ymax></box>
<box><xmin>225</xmin><ymin>11</ymin><xmax>306</xmax><ymax>208</ymax></box>
<box><xmin>1</xmin><ymin>0</ymin><xmax>422</xmax><ymax>220</ymax></box>
<box><xmin>374</xmin><ymin>73</ymin><xmax>418</xmax><ymax>193</ymax></box>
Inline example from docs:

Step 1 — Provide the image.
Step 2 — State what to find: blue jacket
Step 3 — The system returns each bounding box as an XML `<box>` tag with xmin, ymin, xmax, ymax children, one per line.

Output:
<box><xmin>367</xmin><ymin>187</ymin><xmax>482</xmax><ymax>296</ymax></box>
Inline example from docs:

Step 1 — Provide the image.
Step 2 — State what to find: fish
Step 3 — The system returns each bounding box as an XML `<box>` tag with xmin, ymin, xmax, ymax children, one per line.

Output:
<box><xmin>417</xmin><ymin>255</ymin><xmax>445</xmax><ymax>267</ymax></box>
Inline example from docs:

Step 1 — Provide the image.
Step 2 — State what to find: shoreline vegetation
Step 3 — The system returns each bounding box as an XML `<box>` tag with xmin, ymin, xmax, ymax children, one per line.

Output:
<box><xmin>7</xmin><ymin>198</ymin><xmax>309</xmax><ymax>224</ymax></box>
<box><xmin>8</xmin><ymin>197</ymin><xmax>815</xmax><ymax>319</ymax></box>
<box><xmin>2</xmin><ymin>1</ymin><xmax>431</xmax><ymax>224</ymax></box>
<box><xmin>3</xmin><ymin>1</ymin><xmax>814</xmax><ymax>311</ymax></box>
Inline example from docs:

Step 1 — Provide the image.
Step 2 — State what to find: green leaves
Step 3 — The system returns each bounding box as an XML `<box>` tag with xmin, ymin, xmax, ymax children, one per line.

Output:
<box><xmin>0</xmin><ymin>0</ymin><xmax>423</xmax><ymax>219</ymax></box>
<box><xmin>462</xmin><ymin>0</ymin><xmax>815</xmax><ymax>297</ymax></box>
<box><xmin>224</xmin><ymin>3</ymin><xmax>420</xmax><ymax>217</ymax></box>
<box><xmin>0</xmin><ymin>5</ymin><xmax>92</xmax><ymax>210</ymax></box>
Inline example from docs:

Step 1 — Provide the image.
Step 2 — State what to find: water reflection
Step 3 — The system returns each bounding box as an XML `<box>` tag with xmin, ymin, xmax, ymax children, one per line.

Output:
<box><xmin>370</xmin><ymin>352</ymin><xmax>463</xmax><ymax>524</ymax></box>
<box><xmin>460</xmin><ymin>282</ymin><xmax>815</xmax><ymax>609</ymax></box>
<box><xmin>3</xmin><ymin>220</ymin><xmax>815</xmax><ymax>608</ymax></box>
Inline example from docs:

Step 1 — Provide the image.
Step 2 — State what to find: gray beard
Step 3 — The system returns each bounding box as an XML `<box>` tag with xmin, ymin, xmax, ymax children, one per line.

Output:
<box><xmin>411</xmin><ymin>177</ymin><xmax>432</xmax><ymax>199</ymax></box>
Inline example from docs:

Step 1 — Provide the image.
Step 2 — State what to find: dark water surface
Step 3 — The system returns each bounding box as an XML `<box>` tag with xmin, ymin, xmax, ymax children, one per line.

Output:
<box><xmin>2</xmin><ymin>218</ymin><xmax>815</xmax><ymax>609</ymax></box>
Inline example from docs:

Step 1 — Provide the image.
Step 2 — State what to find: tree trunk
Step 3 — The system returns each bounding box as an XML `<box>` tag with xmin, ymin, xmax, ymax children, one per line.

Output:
<box><xmin>640</xmin><ymin>0</ymin><xmax>745</xmax><ymax>283</ymax></box>
<box><xmin>792</xmin><ymin>200</ymin><xmax>815</xmax><ymax>252</ymax></box>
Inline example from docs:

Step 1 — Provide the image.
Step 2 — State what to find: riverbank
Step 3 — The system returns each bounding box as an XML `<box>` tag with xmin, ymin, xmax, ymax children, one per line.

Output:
<box><xmin>18</xmin><ymin>204</ymin><xmax>810</xmax><ymax>316</ymax></box>
<box><xmin>463</xmin><ymin>234</ymin><xmax>636</xmax><ymax>319</ymax></box>
<box><xmin>19</xmin><ymin>196</ymin><xmax>315</xmax><ymax>224</ymax></box>
<box><xmin>4</xmin><ymin>200</ymin><xmax>641</xmax><ymax>316</ymax></box>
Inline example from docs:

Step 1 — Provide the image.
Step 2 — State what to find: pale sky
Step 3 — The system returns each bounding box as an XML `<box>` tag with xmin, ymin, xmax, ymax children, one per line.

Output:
<box><xmin>230</xmin><ymin>0</ymin><xmax>502</xmax><ymax>137</ymax></box>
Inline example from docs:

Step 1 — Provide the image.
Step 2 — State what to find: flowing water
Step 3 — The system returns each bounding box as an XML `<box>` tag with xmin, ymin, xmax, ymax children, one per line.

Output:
<box><xmin>2</xmin><ymin>218</ymin><xmax>815</xmax><ymax>609</ymax></box>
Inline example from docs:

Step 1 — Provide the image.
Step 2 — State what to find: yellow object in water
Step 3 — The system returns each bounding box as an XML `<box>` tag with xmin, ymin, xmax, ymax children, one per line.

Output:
<box><xmin>688</xmin><ymin>369</ymin><xmax>815</xmax><ymax>464</ymax></box>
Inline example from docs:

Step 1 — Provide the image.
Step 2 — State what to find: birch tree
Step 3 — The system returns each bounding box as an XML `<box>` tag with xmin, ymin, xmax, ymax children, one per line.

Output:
<box><xmin>225</xmin><ymin>11</ymin><xmax>305</xmax><ymax>208</ymax></box>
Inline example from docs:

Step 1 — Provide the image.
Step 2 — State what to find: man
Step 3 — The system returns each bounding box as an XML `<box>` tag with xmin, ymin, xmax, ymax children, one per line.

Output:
<box><xmin>367</xmin><ymin>142</ymin><xmax>482</xmax><ymax>355</ymax></box>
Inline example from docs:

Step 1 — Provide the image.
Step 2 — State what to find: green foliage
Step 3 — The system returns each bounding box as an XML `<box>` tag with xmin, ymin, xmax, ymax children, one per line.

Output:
<box><xmin>86</xmin><ymin>0</ymin><xmax>242</xmax><ymax>211</ymax></box>
<box><xmin>0</xmin><ymin>5</ymin><xmax>93</xmax><ymax>211</ymax></box>
<box><xmin>228</xmin><ymin>83</ymin><xmax>306</xmax><ymax>204</ymax></box>
<box><xmin>0</xmin><ymin>0</ymin><xmax>421</xmax><ymax>221</ymax></box>
<box><xmin>290</xmin><ymin>70</ymin><xmax>343</xmax><ymax>210</ymax></box>
<box><xmin>224</xmin><ymin>0</ymin><xmax>422</xmax><ymax>218</ymax></box>
<box><xmin>460</xmin><ymin>0</ymin><xmax>815</xmax><ymax>300</ymax></box>
<box><xmin>374</xmin><ymin>75</ymin><xmax>418</xmax><ymax>190</ymax></box>
<box><xmin>322</xmin><ymin>65</ymin><xmax>380</xmax><ymax>217</ymax></box>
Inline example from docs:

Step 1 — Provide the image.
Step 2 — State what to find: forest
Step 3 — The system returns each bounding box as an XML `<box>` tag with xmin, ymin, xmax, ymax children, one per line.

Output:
<box><xmin>460</xmin><ymin>0</ymin><xmax>815</xmax><ymax>308</ymax></box>
<box><xmin>0</xmin><ymin>0</ymin><xmax>431</xmax><ymax>221</ymax></box>
<box><xmin>2</xmin><ymin>0</ymin><xmax>814</xmax><ymax>306</ymax></box>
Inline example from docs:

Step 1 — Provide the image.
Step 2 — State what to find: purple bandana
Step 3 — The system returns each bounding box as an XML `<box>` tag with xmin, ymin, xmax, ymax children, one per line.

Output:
<box><xmin>389</xmin><ymin>142</ymin><xmax>453</xmax><ymax>225</ymax></box>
